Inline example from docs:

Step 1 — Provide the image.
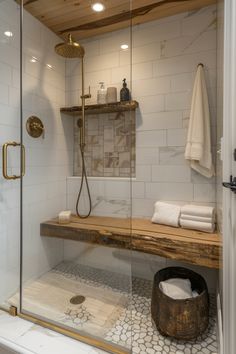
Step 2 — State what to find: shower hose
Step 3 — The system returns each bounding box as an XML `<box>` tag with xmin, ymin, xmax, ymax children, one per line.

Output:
<box><xmin>76</xmin><ymin>144</ymin><xmax>92</xmax><ymax>218</ymax></box>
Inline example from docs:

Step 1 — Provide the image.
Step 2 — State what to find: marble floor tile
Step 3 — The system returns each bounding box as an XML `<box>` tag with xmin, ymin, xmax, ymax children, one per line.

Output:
<box><xmin>0</xmin><ymin>311</ymin><xmax>108</xmax><ymax>354</ymax></box>
<box><xmin>0</xmin><ymin>312</ymin><xmax>34</xmax><ymax>341</ymax></box>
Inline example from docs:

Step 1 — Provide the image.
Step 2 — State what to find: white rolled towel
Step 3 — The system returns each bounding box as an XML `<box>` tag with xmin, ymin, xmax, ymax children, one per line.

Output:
<box><xmin>159</xmin><ymin>278</ymin><xmax>193</xmax><ymax>299</ymax></box>
<box><xmin>58</xmin><ymin>210</ymin><xmax>71</xmax><ymax>224</ymax></box>
<box><xmin>180</xmin><ymin>218</ymin><xmax>215</xmax><ymax>233</ymax></box>
<box><xmin>181</xmin><ymin>213</ymin><xmax>213</xmax><ymax>223</ymax></box>
<box><xmin>181</xmin><ymin>204</ymin><xmax>215</xmax><ymax>219</ymax></box>
<box><xmin>152</xmin><ymin>202</ymin><xmax>181</xmax><ymax>227</ymax></box>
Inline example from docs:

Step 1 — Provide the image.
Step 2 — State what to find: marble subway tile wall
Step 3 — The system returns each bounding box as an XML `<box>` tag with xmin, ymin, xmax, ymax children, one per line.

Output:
<box><xmin>66</xmin><ymin>5</ymin><xmax>217</xmax><ymax>219</ymax></box>
<box><xmin>67</xmin><ymin>176</ymin><xmax>131</xmax><ymax>219</ymax></box>
<box><xmin>133</xmin><ymin>4</ymin><xmax>217</xmax><ymax>217</ymax></box>
<box><xmin>0</xmin><ymin>0</ymin><xmax>73</xmax><ymax>303</ymax></box>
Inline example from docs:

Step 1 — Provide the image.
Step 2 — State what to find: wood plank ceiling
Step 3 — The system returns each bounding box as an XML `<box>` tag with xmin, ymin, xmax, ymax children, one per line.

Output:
<box><xmin>23</xmin><ymin>0</ymin><xmax>216</xmax><ymax>41</ymax></box>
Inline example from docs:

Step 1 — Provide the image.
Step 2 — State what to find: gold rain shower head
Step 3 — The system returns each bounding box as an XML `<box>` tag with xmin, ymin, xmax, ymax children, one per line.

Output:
<box><xmin>55</xmin><ymin>34</ymin><xmax>85</xmax><ymax>58</ymax></box>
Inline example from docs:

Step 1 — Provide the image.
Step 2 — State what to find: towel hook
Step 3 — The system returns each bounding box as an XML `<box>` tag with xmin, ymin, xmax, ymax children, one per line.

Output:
<box><xmin>198</xmin><ymin>63</ymin><xmax>204</xmax><ymax>67</ymax></box>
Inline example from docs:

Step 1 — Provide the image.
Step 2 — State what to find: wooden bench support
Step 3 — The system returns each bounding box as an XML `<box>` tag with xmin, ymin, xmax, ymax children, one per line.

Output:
<box><xmin>40</xmin><ymin>216</ymin><xmax>222</xmax><ymax>269</ymax></box>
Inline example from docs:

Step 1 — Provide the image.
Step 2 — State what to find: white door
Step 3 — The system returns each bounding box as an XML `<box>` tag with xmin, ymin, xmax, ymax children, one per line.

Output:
<box><xmin>223</xmin><ymin>1</ymin><xmax>236</xmax><ymax>353</ymax></box>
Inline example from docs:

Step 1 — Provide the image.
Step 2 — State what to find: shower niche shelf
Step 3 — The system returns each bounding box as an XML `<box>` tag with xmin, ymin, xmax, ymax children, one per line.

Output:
<box><xmin>60</xmin><ymin>100</ymin><xmax>139</xmax><ymax>116</ymax></box>
<box><xmin>40</xmin><ymin>216</ymin><xmax>222</xmax><ymax>269</ymax></box>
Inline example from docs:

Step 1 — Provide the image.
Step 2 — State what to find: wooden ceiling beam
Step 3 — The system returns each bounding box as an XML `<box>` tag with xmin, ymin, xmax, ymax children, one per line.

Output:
<box><xmin>23</xmin><ymin>0</ymin><xmax>217</xmax><ymax>41</ymax></box>
<box><xmin>59</xmin><ymin>0</ymin><xmax>190</xmax><ymax>34</ymax></box>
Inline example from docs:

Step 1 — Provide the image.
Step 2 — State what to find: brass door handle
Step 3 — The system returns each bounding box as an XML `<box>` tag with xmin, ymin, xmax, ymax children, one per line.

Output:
<box><xmin>2</xmin><ymin>142</ymin><xmax>25</xmax><ymax>180</ymax></box>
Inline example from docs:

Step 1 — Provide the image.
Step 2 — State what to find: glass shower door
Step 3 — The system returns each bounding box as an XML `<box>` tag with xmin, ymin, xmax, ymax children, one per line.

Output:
<box><xmin>19</xmin><ymin>1</ymin><xmax>133</xmax><ymax>353</ymax></box>
<box><xmin>0</xmin><ymin>0</ymin><xmax>21</xmax><ymax>312</ymax></box>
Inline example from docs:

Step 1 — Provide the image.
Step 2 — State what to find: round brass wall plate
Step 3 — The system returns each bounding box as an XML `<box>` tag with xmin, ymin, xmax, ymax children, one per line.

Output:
<box><xmin>26</xmin><ymin>116</ymin><xmax>44</xmax><ymax>138</ymax></box>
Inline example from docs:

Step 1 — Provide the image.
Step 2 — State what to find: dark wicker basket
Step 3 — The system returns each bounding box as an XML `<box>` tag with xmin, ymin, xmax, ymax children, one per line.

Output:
<box><xmin>151</xmin><ymin>267</ymin><xmax>209</xmax><ymax>340</ymax></box>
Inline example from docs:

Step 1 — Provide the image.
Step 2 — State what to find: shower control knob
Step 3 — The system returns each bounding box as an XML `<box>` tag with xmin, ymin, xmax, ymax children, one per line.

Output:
<box><xmin>223</xmin><ymin>175</ymin><xmax>236</xmax><ymax>193</ymax></box>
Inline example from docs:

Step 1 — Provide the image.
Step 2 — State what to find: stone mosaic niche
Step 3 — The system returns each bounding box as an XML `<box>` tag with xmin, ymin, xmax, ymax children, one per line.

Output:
<box><xmin>74</xmin><ymin>111</ymin><xmax>136</xmax><ymax>177</ymax></box>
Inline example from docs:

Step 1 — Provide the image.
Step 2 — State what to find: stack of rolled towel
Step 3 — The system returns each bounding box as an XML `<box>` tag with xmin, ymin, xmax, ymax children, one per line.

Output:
<box><xmin>151</xmin><ymin>201</ymin><xmax>215</xmax><ymax>233</ymax></box>
<box><xmin>180</xmin><ymin>204</ymin><xmax>215</xmax><ymax>233</ymax></box>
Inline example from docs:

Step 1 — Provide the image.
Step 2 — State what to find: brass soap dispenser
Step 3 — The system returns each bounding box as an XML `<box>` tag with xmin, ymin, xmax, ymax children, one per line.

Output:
<box><xmin>120</xmin><ymin>78</ymin><xmax>130</xmax><ymax>101</ymax></box>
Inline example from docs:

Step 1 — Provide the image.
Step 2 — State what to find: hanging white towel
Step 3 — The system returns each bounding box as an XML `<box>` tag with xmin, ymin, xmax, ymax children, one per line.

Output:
<box><xmin>151</xmin><ymin>201</ymin><xmax>181</xmax><ymax>227</ymax></box>
<box><xmin>185</xmin><ymin>65</ymin><xmax>214</xmax><ymax>178</ymax></box>
<box><xmin>181</xmin><ymin>204</ymin><xmax>215</xmax><ymax>219</ymax></box>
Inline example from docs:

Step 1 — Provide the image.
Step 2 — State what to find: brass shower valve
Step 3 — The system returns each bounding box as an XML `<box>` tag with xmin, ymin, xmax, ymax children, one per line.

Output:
<box><xmin>26</xmin><ymin>116</ymin><xmax>44</xmax><ymax>138</ymax></box>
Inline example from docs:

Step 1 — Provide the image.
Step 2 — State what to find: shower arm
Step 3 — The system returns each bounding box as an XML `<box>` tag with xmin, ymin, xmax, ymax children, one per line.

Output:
<box><xmin>80</xmin><ymin>57</ymin><xmax>91</xmax><ymax>151</ymax></box>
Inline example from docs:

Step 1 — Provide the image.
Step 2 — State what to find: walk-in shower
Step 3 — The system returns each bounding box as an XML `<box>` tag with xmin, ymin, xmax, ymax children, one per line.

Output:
<box><xmin>55</xmin><ymin>34</ymin><xmax>92</xmax><ymax>218</ymax></box>
<box><xmin>0</xmin><ymin>1</ymin><xmax>223</xmax><ymax>354</ymax></box>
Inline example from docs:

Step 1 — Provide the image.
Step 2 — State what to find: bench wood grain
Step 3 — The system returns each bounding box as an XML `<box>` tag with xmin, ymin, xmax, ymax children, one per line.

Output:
<box><xmin>40</xmin><ymin>216</ymin><xmax>222</xmax><ymax>269</ymax></box>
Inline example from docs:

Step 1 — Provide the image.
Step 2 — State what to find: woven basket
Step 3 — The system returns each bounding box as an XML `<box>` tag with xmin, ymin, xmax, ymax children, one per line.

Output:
<box><xmin>151</xmin><ymin>267</ymin><xmax>209</xmax><ymax>340</ymax></box>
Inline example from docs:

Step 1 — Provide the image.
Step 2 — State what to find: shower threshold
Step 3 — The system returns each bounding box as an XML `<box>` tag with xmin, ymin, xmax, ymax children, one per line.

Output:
<box><xmin>8</xmin><ymin>262</ymin><xmax>218</xmax><ymax>354</ymax></box>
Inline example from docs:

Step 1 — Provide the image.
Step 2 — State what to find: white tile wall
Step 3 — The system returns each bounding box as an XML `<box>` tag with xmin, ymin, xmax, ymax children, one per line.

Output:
<box><xmin>21</xmin><ymin>7</ymin><xmax>72</xmax><ymax>284</ymax></box>
<box><xmin>66</xmin><ymin>5</ymin><xmax>217</xmax><ymax>221</ymax></box>
<box><xmin>0</xmin><ymin>1</ymin><xmax>72</xmax><ymax>303</ymax></box>
<box><xmin>0</xmin><ymin>0</ymin><xmax>21</xmax><ymax>304</ymax></box>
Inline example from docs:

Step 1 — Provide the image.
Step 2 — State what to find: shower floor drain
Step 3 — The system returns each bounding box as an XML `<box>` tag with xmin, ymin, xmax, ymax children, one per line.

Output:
<box><xmin>70</xmin><ymin>295</ymin><xmax>86</xmax><ymax>305</ymax></box>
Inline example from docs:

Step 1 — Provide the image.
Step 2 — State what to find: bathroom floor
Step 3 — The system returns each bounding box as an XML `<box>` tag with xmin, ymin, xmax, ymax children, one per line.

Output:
<box><xmin>9</xmin><ymin>262</ymin><xmax>218</xmax><ymax>354</ymax></box>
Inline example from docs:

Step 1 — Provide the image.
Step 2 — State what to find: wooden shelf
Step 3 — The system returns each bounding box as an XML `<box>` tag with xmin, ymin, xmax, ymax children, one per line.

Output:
<box><xmin>60</xmin><ymin>100</ymin><xmax>139</xmax><ymax>116</ymax></box>
<box><xmin>41</xmin><ymin>216</ymin><xmax>222</xmax><ymax>269</ymax></box>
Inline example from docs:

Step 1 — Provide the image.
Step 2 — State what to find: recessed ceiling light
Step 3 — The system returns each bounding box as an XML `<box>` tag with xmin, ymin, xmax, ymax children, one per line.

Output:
<box><xmin>91</xmin><ymin>2</ymin><xmax>105</xmax><ymax>12</ymax></box>
<box><xmin>121</xmin><ymin>44</ymin><xmax>129</xmax><ymax>50</ymax></box>
<box><xmin>30</xmin><ymin>56</ymin><xmax>38</xmax><ymax>63</ymax></box>
<box><xmin>4</xmin><ymin>31</ymin><xmax>13</xmax><ymax>37</ymax></box>
<box><xmin>46</xmin><ymin>64</ymin><xmax>53</xmax><ymax>69</ymax></box>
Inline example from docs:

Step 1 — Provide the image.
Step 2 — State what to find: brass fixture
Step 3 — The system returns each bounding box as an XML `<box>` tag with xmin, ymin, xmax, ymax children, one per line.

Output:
<box><xmin>54</xmin><ymin>34</ymin><xmax>90</xmax><ymax>150</ymax></box>
<box><xmin>55</xmin><ymin>33</ymin><xmax>92</xmax><ymax>219</ymax></box>
<box><xmin>55</xmin><ymin>34</ymin><xmax>85</xmax><ymax>59</ymax></box>
<box><xmin>2</xmin><ymin>142</ymin><xmax>25</xmax><ymax>180</ymax></box>
<box><xmin>26</xmin><ymin>116</ymin><xmax>44</xmax><ymax>138</ymax></box>
<box><xmin>9</xmin><ymin>306</ymin><xmax>17</xmax><ymax>317</ymax></box>
<box><xmin>70</xmin><ymin>295</ymin><xmax>86</xmax><ymax>305</ymax></box>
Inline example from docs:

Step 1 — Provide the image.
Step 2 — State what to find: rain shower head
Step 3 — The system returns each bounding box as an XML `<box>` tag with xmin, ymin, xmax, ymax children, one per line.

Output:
<box><xmin>55</xmin><ymin>34</ymin><xmax>85</xmax><ymax>58</ymax></box>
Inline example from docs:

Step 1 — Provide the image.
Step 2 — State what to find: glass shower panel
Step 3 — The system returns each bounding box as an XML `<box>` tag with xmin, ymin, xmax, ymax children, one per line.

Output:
<box><xmin>19</xmin><ymin>1</ymin><xmax>133</xmax><ymax>353</ymax></box>
<box><xmin>131</xmin><ymin>4</ymin><xmax>220</xmax><ymax>354</ymax></box>
<box><xmin>0</xmin><ymin>0</ymin><xmax>21</xmax><ymax>311</ymax></box>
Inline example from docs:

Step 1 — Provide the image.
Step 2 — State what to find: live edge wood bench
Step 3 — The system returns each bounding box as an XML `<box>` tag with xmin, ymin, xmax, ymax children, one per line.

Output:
<box><xmin>40</xmin><ymin>215</ymin><xmax>222</xmax><ymax>269</ymax></box>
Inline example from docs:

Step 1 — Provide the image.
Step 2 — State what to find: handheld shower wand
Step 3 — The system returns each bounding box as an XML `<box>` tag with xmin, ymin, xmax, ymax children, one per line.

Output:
<box><xmin>55</xmin><ymin>34</ymin><xmax>92</xmax><ymax>218</ymax></box>
<box><xmin>76</xmin><ymin>57</ymin><xmax>92</xmax><ymax>218</ymax></box>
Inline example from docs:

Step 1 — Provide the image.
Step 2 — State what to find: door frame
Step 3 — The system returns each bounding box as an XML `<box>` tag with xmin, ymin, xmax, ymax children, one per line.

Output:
<box><xmin>223</xmin><ymin>0</ymin><xmax>236</xmax><ymax>353</ymax></box>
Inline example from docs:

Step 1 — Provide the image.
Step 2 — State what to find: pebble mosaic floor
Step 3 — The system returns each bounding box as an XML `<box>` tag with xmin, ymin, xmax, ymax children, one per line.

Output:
<box><xmin>36</xmin><ymin>262</ymin><xmax>219</xmax><ymax>354</ymax></box>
